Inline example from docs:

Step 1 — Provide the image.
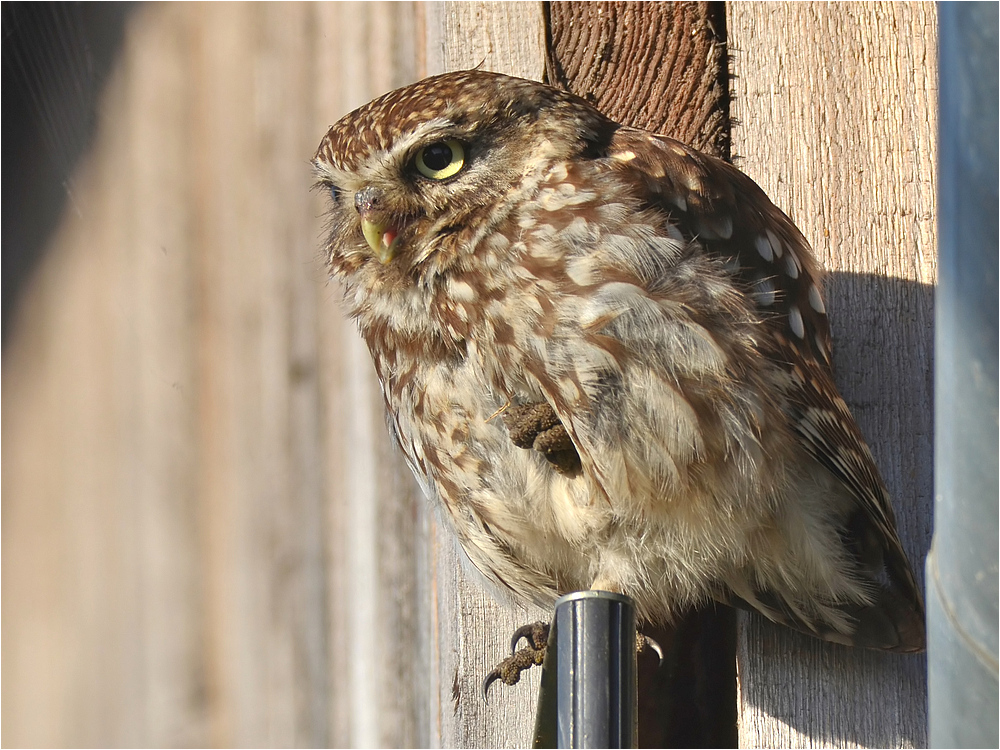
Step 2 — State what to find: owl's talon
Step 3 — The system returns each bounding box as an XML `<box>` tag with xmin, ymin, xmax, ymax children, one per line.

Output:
<box><xmin>482</xmin><ymin>621</ymin><xmax>550</xmax><ymax>701</ymax></box>
<box><xmin>638</xmin><ymin>633</ymin><xmax>665</xmax><ymax>668</ymax></box>
<box><xmin>509</xmin><ymin>620</ymin><xmax>550</xmax><ymax>654</ymax></box>
<box><xmin>501</xmin><ymin>403</ymin><xmax>582</xmax><ymax>475</ymax></box>
<box><xmin>481</xmin><ymin>669</ymin><xmax>502</xmax><ymax>703</ymax></box>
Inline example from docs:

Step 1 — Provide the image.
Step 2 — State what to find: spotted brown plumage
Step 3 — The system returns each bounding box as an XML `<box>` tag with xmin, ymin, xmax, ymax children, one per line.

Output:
<box><xmin>314</xmin><ymin>70</ymin><xmax>925</xmax><ymax>653</ymax></box>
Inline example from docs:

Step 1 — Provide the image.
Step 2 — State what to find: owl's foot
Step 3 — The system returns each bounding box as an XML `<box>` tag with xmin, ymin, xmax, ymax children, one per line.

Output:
<box><xmin>482</xmin><ymin>621</ymin><xmax>550</xmax><ymax>700</ymax></box>
<box><xmin>501</xmin><ymin>403</ymin><xmax>582</xmax><ymax>476</ymax></box>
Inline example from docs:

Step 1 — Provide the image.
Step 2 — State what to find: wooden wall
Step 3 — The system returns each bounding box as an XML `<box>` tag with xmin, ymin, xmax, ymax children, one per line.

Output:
<box><xmin>2</xmin><ymin>2</ymin><xmax>936</xmax><ymax>747</ymax></box>
<box><xmin>728</xmin><ymin>4</ymin><xmax>937</xmax><ymax>747</ymax></box>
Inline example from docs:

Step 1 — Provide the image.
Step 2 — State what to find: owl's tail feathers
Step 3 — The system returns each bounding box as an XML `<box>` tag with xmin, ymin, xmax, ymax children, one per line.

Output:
<box><xmin>726</xmin><ymin>570</ymin><xmax>926</xmax><ymax>653</ymax></box>
<box><xmin>849</xmin><ymin>583</ymin><xmax>926</xmax><ymax>652</ymax></box>
<box><xmin>845</xmin><ymin>517</ymin><xmax>927</xmax><ymax>652</ymax></box>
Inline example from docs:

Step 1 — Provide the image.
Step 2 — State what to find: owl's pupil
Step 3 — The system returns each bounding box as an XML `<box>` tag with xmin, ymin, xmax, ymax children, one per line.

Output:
<box><xmin>423</xmin><ymin>143</ymin><xmax>453</xmax><ymax>170</ymax></box>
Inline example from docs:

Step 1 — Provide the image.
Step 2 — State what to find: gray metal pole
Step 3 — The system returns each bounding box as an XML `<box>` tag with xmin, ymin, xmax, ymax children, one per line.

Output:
<box><xmin>533</xmin><ymin>591</ymin><xmax>638</xmax><ymax>749</ymax></box>
<box><xmin>929</xmin><ymin>3</ymin><xmax>999</xmax><ymax>748</ymax></box>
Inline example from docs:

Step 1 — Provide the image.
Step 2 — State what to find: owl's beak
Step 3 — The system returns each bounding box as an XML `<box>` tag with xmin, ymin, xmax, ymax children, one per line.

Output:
<box><xmin>361</xmin><ymin>218</ymin><xmax>399</xmax><ymax>264</ymax></box>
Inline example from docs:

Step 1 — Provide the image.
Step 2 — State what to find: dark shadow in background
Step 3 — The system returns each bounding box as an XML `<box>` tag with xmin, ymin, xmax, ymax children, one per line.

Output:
<box><xmin>2</xmin><ymin>2</ymin><xmax>131</xmax><ymax>344</ymax></box>
<box><xmin>638</xmin><ymin>607</ymin><xmax>738</xmax><ymax>749</ymax></box>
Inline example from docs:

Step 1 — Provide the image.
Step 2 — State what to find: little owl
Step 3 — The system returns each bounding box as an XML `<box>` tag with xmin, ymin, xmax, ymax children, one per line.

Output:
<box><xmin>313</xmin><ymin>71</ymin><xmax>925</xmax><ymax>674</ymax></box>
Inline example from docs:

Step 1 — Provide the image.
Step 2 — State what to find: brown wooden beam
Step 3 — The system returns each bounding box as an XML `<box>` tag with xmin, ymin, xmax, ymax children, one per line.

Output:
<box><xmin>544</xmin><ymin>1</ymin><xmax>730</xmax><ymax>158</ymax></box>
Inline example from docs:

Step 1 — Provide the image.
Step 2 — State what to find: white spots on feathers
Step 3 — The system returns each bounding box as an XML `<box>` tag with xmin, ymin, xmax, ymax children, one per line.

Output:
<box><xmin>784</xmin><ymin>251</ymin><xmax>800</xmax><ymax>279</ymax></box>
<box><xmin>808</xmin><ymin>284</ymin><xmax>826</xmax><ymax>314</ymax></box>
<box><xmin>723</xmin><ymin>255</ymin><xmax>742</xmax><ymax>275</ymax></box>
<box><xmin>788</xmin><ymin>304</ymin><xmax>806</xmax><ymax>339</ymax></box>
<box><xmin>665</xmin><ymin>223</ymin><xmax>685</xmax><ymax>243</ymax></box>
<box><xmin>539</xmin><ymin>183</ymin><xmax>597</xmax><ymax>211</ymax></box>
<box><xmin>557</xmin><ymin>376</ymin><xmax>583</xmax><ymax>404</ymax></box>
<box><xmin>566</xmin><ymin>255</ymin><xmax>597</xmax><ymax>286</ymax></box>
<box><xmin>548</xmin><ymin>162</ymin><xmax>570</xmax><ymax>182</ymax></box>
<box><xmin>681</xmin><ymin>172</ymin><xmax>701</xmax><ymax>193</ymax></box>
<box><xmin>448</xmin><ymin>278</ymin><xmax>478</xmax><ymax>303</ymax></box>
<box><xmin>612</xmin><ymin>150</ymin><xmax>637</xmax><ymax>162</ymax></box>
<box><xmin>485</xmin><ymin>232</ymin><xmax>510</xmax><ymax>252</ymax></box>
<box><xmin>766</xmin><ymin>228</ymin><xmax>783</xmax><ymax>258</ymax></box>
<box><xmin>578</xmin><ymin>281</ymin><xmax>645</xmax><ymax>328</ymax></box>
<box><xmin>667</xmin><ymin>140</ymin><xmax>688</xmax><ymax>157</ymax></box>
<box><xmin>755</xmin><ymin>234</ymin><xmax>774</xmax><ymax>262</ymax></box>
<box><xmin>561</xmin><ymin>216</ymin><xmax>593</xmax><ymax>246</ymax></box>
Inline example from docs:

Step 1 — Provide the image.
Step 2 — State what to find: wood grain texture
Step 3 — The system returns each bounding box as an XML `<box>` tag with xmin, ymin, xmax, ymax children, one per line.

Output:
<box><xmin>311</xmin><ymin>5</ymin><xmax>429</xmax><ymax>747</ymax></box>
<box><xmin>419</xmin><ymin>3</ymin><xmax>550</xmax><ymax>747</ymax></box>
<box><xmin>545</xmin><ymin>0</ymin><xmax>730</xmax><ymax>158</ymax></box>
<box><xmin>728</xmin><ymin>3</ymin><xmax>937</xmax><ymax>747</ymax></box>
<box><xmin>422</xmin><ymin>0</ymin><xmax>547</xmax><ymax>82</ymax></box>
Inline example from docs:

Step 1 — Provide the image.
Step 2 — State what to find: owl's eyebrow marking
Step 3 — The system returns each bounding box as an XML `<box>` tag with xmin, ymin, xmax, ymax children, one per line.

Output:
<box><xmin>387</xmin><ymin>117</ymin><xmax>459</xmax><ymax>158</ymax></box>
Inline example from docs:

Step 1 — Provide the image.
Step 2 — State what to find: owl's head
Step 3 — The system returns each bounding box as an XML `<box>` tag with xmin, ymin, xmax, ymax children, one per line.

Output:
<box><xmin>314</xmin><ymin>71</ymin><xmax>613</xmax><ymax>280</ymax></box>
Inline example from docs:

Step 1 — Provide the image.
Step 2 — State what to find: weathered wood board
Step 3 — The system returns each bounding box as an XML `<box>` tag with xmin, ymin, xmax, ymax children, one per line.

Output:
<box><xmin>728</xmin><ymin>3</ymin><xmax>936</xmax><ymax>747</ymax></box>
<box><xmin>3</xmin><ymin>3</ymin><xmax>428</xmax><ymax>747</ymax></box>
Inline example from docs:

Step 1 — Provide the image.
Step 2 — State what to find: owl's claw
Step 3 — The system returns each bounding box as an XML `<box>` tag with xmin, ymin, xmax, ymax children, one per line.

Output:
<box><xmin>482</xmin><ymin>621</ymin><xmax>550</xmax><ymax>701</ymax></box>
<box><xmin>638</xmin><ymin>632</ymin><xmax>665</xmax><ymax>668</ymax></box>
<box><xmin>509</xmin><ymin>620</ymin><xmax>550</xmax><ymax>654</ymax></box>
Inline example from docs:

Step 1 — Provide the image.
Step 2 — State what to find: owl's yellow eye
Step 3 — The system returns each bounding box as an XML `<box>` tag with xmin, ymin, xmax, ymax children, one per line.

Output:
<box><xmin>414</xmin><ymin>140</ymin><xmax>465</xmax><ymax>180</ymax></box>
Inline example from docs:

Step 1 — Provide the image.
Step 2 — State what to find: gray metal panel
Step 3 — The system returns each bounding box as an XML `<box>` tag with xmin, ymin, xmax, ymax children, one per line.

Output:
<box><xmin>930</xmin><ymin>3</ymin><xmax>999</xmax><ymax>747</ymax></box>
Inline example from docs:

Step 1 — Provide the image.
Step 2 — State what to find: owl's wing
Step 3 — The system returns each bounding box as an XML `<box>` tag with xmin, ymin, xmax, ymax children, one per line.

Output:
<box><xmin>545</xmin><ymin>128</ymin><xmax>922</xmax><ymax>650</ymax></box>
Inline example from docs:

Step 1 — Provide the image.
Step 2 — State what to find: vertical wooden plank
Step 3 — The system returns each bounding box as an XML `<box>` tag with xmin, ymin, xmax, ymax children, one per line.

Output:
<box><xmin>423</xmin><ymin>1</ymin><xmax>546</xmax><ymax>81</ymax></box>
<box><xmin>728</xmin><ymin>4</ymin><xmax>936</xmax><ymax>747</ymax></box>
<box><xmin>184</xmin><ymin>5</ymin><xmax>342</xmax><ymax>744</ymax></box>
<box><xmin>419</xmin><ymin>3</ymin><xmax>548</xmax><ymax>747</ymax></box>
<box><xmin>310</xmin><ymin>3</ymin><xmax>428</xmax><ymax>748</ymax></box>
